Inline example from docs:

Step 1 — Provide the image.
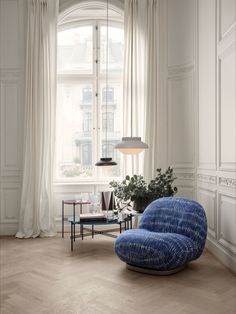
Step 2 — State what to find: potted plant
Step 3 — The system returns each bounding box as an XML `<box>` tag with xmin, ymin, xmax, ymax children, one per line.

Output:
<box><xmin>109</xmin><ymin>166</ymin><xmax>178</xmax><ymax>213</ymax></box>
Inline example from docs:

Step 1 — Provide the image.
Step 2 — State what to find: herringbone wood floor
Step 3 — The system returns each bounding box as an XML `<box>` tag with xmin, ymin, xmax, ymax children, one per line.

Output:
<box><xmin>0</xmin><ymin>234</ymin><xmax>235</xmax><ymax>314</ymax></box>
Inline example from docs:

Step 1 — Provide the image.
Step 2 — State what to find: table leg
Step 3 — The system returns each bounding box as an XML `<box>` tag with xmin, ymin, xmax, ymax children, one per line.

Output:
<box><xmin>130</xmin><ymin>215</ymin><xmax>133</xmax><ymax>229</ymax></box>
<box><xmin>119</xmin><ymin>222</ymin><xmax>122</xmax><ymax>233</ymax></box>
<box><xmin>62</xmin><ymin>201</ymin><xmax>64</xmax><ymax>238</ymax></box>
<box><xmin>79</xmin><ymin>204</ymin><xmax>82</xmax><ymax>237</ymax></box>
<box><xmin>81</xmin><ymin>224</ymin><xmax>84</xmax><ymax>240</ymax></box>
<box><xmin>71</xmin><ymin>222</ymin><xmax>73</xmax><ymax>251</ymax></box>
<box><xmin>92</xmin><ymin>225</ymin><xmax>94</xmax><ymax>239</ymax></box>
<box><xmin>73</xmin><ymin>204</ymin><xmax>75</xmax><ymax>241</ymax></box>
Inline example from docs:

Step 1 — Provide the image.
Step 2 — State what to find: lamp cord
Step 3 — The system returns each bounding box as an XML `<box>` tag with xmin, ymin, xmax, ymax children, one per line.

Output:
<box><xmin>130</xmin><ymin>2</ymin><xmax>133</xmax><ymax>137</ymax></box>
<box><xmin>106</xmin><ymin>0</ymin><xmax>108</xmax><ymax>157</ymax></box>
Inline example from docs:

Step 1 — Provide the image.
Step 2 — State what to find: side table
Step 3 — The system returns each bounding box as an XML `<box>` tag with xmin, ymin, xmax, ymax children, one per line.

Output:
<box><xmin>62</xmin><ymin>200</ymin><xmax>91</xmax><ymax>238</ymax></box>
<box><xmin>68</xmin><ymin>214</ymin><xmax>133</xmax><ymax>251</ymax></box>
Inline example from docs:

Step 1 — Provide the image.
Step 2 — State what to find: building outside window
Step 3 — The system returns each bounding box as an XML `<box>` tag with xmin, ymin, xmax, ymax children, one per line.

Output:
<box><xmin>55</xmin><ymin>5</ymin><xmax>124</xmax><ymax>180</ymax></box>
<box><xmin>82</xmin><ymin>143</ymin><xmax>92</xmax><ymax>166</ymax></box>
<box><xmin>102</xmin><ymin>87</ymin><xmax>114</xmax><ymax>103</ymax></box>
<box><xmin>83</xmin><ymin>112</ymin><xmax>92</xmax><ymax>133</ymax></box>
<box><xmin>102</xmin><ymin>112</ymin><xmax>114</xmax><ymax>132</ymax></box>
<box><xmin>82</xmin><ymin>87</ymin><xmax>93</xmax><ymax>104</ymax></box>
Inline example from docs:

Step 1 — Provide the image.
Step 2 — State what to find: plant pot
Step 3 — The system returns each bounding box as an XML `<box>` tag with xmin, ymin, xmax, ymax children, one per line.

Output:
<box><xmin>133</xmin><ymin>199</ymin><xmax>151</xmax><ymax>213</ymax></box>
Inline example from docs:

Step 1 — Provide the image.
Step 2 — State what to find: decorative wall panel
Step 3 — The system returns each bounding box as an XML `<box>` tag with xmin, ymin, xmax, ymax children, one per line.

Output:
<box><xmin>219</xmin><ymin>47</ymin><xmax>236</xmax><ymax>171</ymax></box>
<box><xmin>168</xmin><ymin>75</ymin><xmax>194</xmax><ymax>168</ymax></box>
<box><xmin>218</xmin><ymin>193</ymin><xmax>236</xmax><ymax>254</ymax></box>
<box><xmin>0</xmin><ymin>0</ymin><xmax>20</xmax><ymax>69</ymax></box>
<box><xmin>0</xmin><ymin>80</ymin><xmax>23</xmax><ymax>175</ymax></box>
<box><xmin>167</xmin><ymin>0</ymin><xmax>194</xmax><ymax>67</ymax></box>
<box><xmin>197</xmin><ymin>187</ymin><xmax>217</xmax><ymax>238</ymax></box>
<box><xmin>198</xmin><ymin>0</ymin><xmax>216</xmax><ymax>170</ymax></box>
<box><xmin>197</xmin><ymin>174</ymin><xmax>217</xmax><ymax>185</ymax></box>
<box><xmin>0</xmin><ymin>181</ymin><xmax>21</xmax><ymax>224</ymax></box>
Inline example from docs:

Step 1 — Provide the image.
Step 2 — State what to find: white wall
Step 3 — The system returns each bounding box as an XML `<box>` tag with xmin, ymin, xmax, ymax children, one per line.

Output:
<box><xmin>159</xmin><ymin>0</ymin><xmax>236</xmax><ymax>272</ymax></box>
<box><xmin>197</xmin><ymin>0</ymin><xmax>236</xmax><ymax>272</ymax></box>
<box><xmin>158</xmin><ymin>0</ymin><xmax>197</xmax><ymax>199</ymax></box>
<box><xmin>0</xmin><ymin>0</ymin><xmax>25</xmax><ymax>235</ymax></box>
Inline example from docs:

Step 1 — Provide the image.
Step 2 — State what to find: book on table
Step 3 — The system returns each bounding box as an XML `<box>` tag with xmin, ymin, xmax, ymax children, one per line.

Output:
<box><xmin>80</xmin><ymin>212</ymin><xmax>106</xmax><ymax>221</ymax></box>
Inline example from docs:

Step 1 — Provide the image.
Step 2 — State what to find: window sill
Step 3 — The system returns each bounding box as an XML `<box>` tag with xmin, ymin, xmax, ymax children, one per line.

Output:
<box><xmin>53</xmin><ymin>179</ymin><xmax>119</xmax><ymax>187</ymax></box>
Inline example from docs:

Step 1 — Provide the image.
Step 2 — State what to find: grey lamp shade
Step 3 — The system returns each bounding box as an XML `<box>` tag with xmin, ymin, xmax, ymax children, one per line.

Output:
<box><xmin>115</xmin><ymin>137</ymin><xmax>148</xmax><ymax>155</ymax></box>
<box><xmin>95</xmin><ymin>157</ymin><xmax>117</xmax><ymax>166</ymax></box>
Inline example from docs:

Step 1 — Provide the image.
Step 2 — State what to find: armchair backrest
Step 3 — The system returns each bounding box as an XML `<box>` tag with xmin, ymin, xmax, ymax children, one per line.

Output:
<box><xmin>139</xmin><ymin>197</ymin><xmax>207</xmax><ymax>252</ymax></box>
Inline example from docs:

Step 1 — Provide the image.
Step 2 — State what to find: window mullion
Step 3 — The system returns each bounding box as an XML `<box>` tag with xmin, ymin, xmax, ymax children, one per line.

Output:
<box><xmin>94</xmin><ymin>22</ymin><xmax>100</xmax><ymax>179</ymax></box>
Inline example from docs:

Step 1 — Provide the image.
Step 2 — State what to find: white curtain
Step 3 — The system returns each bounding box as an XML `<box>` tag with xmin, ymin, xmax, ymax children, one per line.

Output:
<box><xmin>16</xmin><ymin>0</ymin><xmax>58</xmax><ymax>238</ymax></box>
<box><xmin>123</xmin><ymin>0</ymin><xmax>159</xmax><ymax>182</ymax></box>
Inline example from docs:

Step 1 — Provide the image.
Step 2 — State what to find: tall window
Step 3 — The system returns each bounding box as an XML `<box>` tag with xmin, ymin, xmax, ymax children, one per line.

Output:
<box><xmin>56</xmin><ymin>5</ymin><xmax>124</xmax><ymax>180</ymax></box>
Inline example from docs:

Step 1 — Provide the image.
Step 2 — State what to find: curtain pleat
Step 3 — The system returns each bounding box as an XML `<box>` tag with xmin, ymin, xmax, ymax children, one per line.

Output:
<box><xmin>143</xmin><ymin>0</ymin><xmax>159</xmax><ymax>182</ymax></box>
<box><xmin>123</xmin><ymin>0</ymin><xmax>159</xmax><ymax>180</ymax></box>
<box><xmin>16</xmin><ymin>0</ymin><xmax>58</xmax><ymax>238</ymax></box>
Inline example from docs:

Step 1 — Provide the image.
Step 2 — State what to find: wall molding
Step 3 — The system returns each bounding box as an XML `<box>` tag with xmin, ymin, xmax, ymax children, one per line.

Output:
<box><xmin>176</xmin><ymin>172</ymin><xmax>195</xmax><ymax>180</ymax></box>
<box><xmin>218</xmin><ymin>0</ymin><xmax>236</xmax><ymax>42</ymax></box>
<box><xmin>167</xmin><ymin>63</ymin><xmax>195</xmax><ymax>76</ymax></box>
<box><xmin>198</xmin><ymin>163</ymin><xmax>217</xmax><ymax>171</ymax></box>
<box><xmin>197</xmin><ymin>174</ymin><xmax>217</xmax><ymax>184</ymax></box>
<box><xmin>220</xmin><ymin>22</ymin><xmax>236</xmax><ymax>42</ymax></box>
<box><xmin>0</xmin><ymin>69</ymin><xmax>22</xmax><ymax>79</ymax></box>
<box><xmin>0</xmin><ymin>223</ymin><xmax>18</xmax><ymax>236</ymax></box>
<box><xmin>219</xmin><ymin>177</ymin><xmax>236</xmax><ymax>189</ymax></box>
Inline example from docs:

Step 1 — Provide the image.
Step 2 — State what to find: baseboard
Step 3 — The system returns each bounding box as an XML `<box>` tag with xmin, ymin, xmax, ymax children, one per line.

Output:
<box><xmin>0</xmin><ymin>221</ymin><xmax>120</xmax><ymax>236</ymax></box>
<box><xmin>206</xmin><ymin>238</ymin><xmax>236</xmax><ymax>274</ymax></box>
<box><xmin>0</xmin><ymin>223</ymin><xmax>18</xmax><ymax>236</ymax></box>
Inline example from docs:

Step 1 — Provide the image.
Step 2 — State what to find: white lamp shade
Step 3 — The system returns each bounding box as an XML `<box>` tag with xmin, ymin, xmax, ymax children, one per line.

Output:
<box><xmin>115</xmin><ymin>137</ymin><xmax>148</xmax><ymax>155</ymax></box>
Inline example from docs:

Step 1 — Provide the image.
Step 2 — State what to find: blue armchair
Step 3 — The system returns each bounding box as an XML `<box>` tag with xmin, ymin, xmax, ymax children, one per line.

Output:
<box><xmin>115</xmin><ymin>197</ymin><xmax>207</xmax><ymax>275</ymax></box>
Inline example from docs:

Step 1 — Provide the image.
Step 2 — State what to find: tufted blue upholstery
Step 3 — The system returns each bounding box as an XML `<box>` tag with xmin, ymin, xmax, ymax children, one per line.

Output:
<box><xmin>115</xmin><ymin>197</ymin><xmax>207</xmax><ymax>271</ymax></box>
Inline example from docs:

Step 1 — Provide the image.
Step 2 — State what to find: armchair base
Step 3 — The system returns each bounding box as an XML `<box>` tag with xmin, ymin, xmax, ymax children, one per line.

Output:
<box><xmin>126</xmin><ymin>263</ymin><xmax>186</xmax><ymax>276</ymax></box>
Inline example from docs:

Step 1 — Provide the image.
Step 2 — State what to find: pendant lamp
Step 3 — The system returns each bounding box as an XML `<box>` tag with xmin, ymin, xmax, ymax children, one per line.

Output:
<box><xmin>95</xmin><ymin>0</ymin><xmax>117</xmax><ymax>167</ymax></box>
<box><xmin>115</xmin><ymin>3</ymin><xmax>148</xmax><ymax>155</ymax></box>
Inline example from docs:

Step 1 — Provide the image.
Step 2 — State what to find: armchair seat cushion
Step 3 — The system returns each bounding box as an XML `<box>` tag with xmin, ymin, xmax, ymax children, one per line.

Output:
<box><xmin>115</xmin><ymin>229</ymin><xmax>199</xmax><ymax>271</ymax></box>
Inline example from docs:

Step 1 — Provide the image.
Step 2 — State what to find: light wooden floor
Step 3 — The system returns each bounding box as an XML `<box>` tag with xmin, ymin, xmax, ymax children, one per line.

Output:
<box><xmin>0</xmin><ymin>234</ymin><xmax>235</xmax><ymax>314</ymax></box>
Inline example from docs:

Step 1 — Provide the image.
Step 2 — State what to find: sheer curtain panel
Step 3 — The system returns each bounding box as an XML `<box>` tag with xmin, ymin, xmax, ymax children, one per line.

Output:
<box><xmin>143</xmin><ymin>0</ymin><xmax>159</xmax><ymax>182</ymax></box>
<box><xmin>16</xmin><ymin>0</ymin><xmax>59</xmax><ymax>238</ymax></box>
<box><xmin>123</xmin><ymin>0</ymin><xmax>159</xmax><ymax>180</ymax></box>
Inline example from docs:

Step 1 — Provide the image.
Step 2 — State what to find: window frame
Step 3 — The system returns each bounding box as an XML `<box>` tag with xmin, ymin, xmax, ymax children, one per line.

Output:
<box><xmin>55</xmin><ymin>18</ymin><xmax>124</xmax><ymax>184</ymax></box>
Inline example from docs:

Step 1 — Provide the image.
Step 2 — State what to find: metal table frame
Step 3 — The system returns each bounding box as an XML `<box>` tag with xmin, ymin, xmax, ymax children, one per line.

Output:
<box><xmin>62</xmin><ymin>200</ymin><xmax>91</xmax><ymax>238</ymax></box>
<box><xmin>69</xmin><ymin>215</ymin><xmax>133</xmax><ymax>251</ymax></box>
